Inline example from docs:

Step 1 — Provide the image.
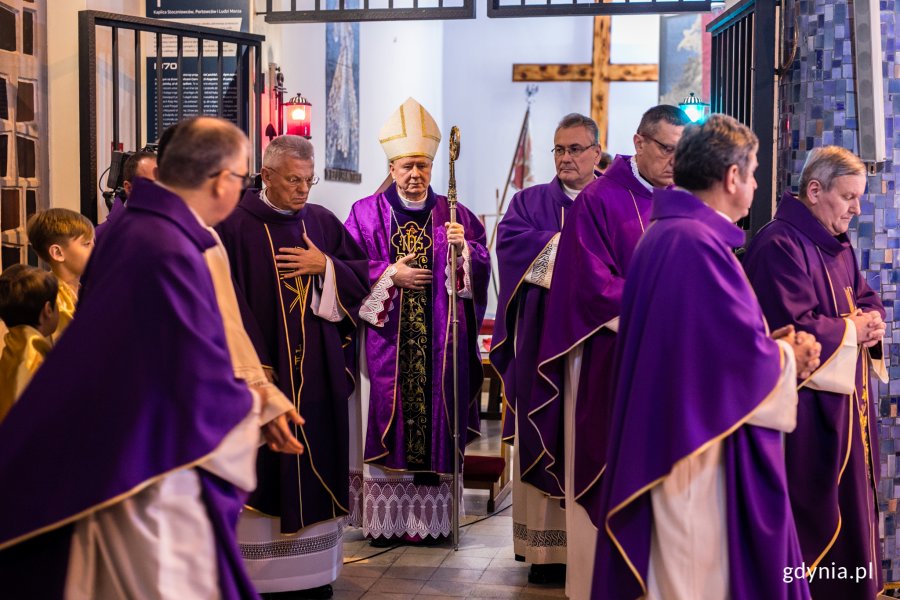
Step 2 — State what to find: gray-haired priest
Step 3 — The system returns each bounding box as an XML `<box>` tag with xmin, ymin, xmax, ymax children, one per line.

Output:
<box><xmin>217</xmin><ymin>135</ymin><xmax>371</xmax><ymax>599</ymax></box>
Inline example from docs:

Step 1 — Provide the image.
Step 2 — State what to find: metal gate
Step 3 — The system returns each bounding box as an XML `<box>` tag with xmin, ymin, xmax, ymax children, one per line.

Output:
<box><xmin>708</xmin><ymin>0</ymin><xmax>778</xmax><ymax>236</ymax></box>
<box><xmin>78</xmin><ymin>10</ymin><xmax>264</xmax><ymax>223</ymax></box>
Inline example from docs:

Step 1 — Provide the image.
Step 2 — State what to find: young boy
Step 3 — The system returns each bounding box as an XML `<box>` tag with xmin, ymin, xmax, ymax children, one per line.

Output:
<box><xmin>26</xmin><ymin>208</ymin><xmax>94</xmax><ymax>337</ymax></box>
<box><xmin>0</xmin><ymin>264</ymin><xmax>59</xmax><ymax>423</ymax></box>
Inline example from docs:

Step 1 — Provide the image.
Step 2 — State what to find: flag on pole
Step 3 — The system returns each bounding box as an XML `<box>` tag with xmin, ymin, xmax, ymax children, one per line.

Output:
<box><xmin>511</xmin><ymin>111</ymin><xmax>535</xmax><ymax>190</ymax></box>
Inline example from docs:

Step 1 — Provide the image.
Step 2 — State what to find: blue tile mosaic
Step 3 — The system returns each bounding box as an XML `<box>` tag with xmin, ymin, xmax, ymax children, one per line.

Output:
<box><xmin>778</xmin><ymin>0</ymin><xmax>900</xmax><ymax>585</ymax></box>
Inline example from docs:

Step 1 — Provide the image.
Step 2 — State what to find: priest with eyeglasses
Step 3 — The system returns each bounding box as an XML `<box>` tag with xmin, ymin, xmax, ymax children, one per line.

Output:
<box><xmin>490</xmin><ymin>113</ymin><xmax>600</xmax><ymax>585</ymax></box>
<box><xmin>530</xmin><ymin>105</ymin><xmax>690</xmax><ymax>599</ymax></box>
<box><xmin>216</xmin><ymin>134</ymin><xmax>371</xmax><ymax>599</ymax></box>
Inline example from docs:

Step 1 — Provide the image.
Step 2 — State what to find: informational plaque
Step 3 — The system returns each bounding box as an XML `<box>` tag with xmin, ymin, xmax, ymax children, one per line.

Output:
<box><xmin>145</xmin><ymin>0</ymin><xmax>249</xmax><ymax>142</ymax></box>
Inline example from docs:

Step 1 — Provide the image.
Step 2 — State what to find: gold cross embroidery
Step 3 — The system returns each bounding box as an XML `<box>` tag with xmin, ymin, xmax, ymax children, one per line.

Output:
<box><xmin>283</xmin><ymin>276</ymin><xmax>311</xmax><ymax>314</ymax></box>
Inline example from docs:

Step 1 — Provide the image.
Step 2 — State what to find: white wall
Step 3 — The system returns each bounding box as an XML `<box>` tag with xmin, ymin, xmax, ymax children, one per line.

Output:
<box><xmin>46</xmin><ymin>0</ymin><xmax>143</xmax><ymax>213</ymax></box>
<box><xmin>277</xmin><ymin>19</ymin><xmax>444</xmax><ymax>221</ymax></box>
<box><xmin>442</xmin><ymin>14</ymin><xmax>591</xmax><ymax>221</ymax></box>
<box><xmin>443</xmin><ymin>13</ymin><xmax>659</xmax><ymax>221</ymax></box>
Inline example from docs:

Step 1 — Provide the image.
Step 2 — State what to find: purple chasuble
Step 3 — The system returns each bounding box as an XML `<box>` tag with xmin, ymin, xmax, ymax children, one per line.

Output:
<box><xmin>344</xmin><ymin>183</ymin><xmax>490</xmax><ymax>474</ymax></box>
<box><xmin>0</xmin><ymin>179</ymin><xmax>257</xmax><ymax>599</ymax></box>
<box><xmin>216</xmin><ymin>188</ymin><xmax>370</xmax><ymax>533</ymax></box>
<box><xmin>528</xmin><ymin>155</ymin><xmax>650</xmax><ymax>511</ymax></box>
<box><xmin>592</xmin><ymin>188</ymin><xmax>809</xmax><ymax>600</ymax></box>
<box><xmin>93</xmin><ymin>195</ymin><xmax>124</xmax><ymax>242</ymax></box>
<box><xmin>744</xmin><ymin>192</ymin><xmax>884</xmax><ymax>598</ymax></box>
<box><xmin>490</xmin><ymin>177</ymin><xmax>571</xmax><ymax>458</ymax></box>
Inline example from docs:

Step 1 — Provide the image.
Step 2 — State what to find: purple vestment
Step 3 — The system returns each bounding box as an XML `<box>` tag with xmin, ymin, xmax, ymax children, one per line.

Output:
<box><xmin>94</xmin><ymin>195</ymin><xmax>126</xmax><ymax>242</ymax></box>
<box><xmin>592</xmin><ymin>188</ymin><xmax>810</xmax><ymax>600</ymax></box>
<box><xmin>0</xmin><ymin>179</ymin><xmax>258</xmax><ymax>599</ymax></box>
<box><xmin>344</xmin><ymin>184</ymin><xmax>490</xmax><ymax>474</ymax></box>
<box><xmin>744</xmin><ymin>192</ymin><xmax>884</xmax><ymax>598</ymax></box>
<box><xmin>529</xmin><ymin>155</ymin><xmax>650</xmax><ymax>511</ymax></box>
<box><xmin>216</xmin><ymin>189</ymin><xmax>370</xmax><ymax>533</ymax></box>
<box><xmin>490</xmin><ymin>177</ymin><xmax>571</xmax><ymax>461</ymax></box>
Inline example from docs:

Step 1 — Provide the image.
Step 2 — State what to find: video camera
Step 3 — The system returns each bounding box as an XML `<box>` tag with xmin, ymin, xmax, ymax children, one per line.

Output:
<box><xmin>101</xmin><ymin>143</ymin><xmax>159</xmax><ymax>211</ymax></box>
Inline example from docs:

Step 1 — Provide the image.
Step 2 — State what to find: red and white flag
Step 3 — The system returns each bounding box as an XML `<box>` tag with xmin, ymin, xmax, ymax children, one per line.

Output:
<box><xmin>511</xmin><ymin>113</ymin><xmax>535</xmax><ymax>191</ymax></box>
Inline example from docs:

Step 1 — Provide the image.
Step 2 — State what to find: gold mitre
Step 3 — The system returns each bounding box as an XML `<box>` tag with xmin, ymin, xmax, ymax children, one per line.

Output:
<box><xmin>378</xmin><ymin>97</ymin><xmax>442</xmax><ymax>161</ymax></box>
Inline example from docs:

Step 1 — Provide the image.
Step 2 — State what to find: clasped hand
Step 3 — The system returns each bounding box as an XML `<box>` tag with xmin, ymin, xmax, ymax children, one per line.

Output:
<box><xmin>772</xmin><ymin>325</ymin><xmax>822</xmax><ymax>381</ymax></box>
<box><xmin>849</xmin><ymin>309</ymin><xmax>886</xmax><ymax>348</ymax></box>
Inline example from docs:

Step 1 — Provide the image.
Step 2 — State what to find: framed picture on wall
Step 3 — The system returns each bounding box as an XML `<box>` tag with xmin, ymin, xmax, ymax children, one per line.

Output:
<box><xmin>324</xmin><ymin>0</ymin><xmax>361</xmax><ymax>184</ymax></box>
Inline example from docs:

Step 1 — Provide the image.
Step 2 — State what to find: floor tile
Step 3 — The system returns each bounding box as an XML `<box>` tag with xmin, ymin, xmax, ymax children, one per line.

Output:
<box><xmin>403</xmin><ymin>546</ymin><xmax>452</xmax><ymax>557</ymax></box>
<box><xmin>393</xmin><ymin>552</ymin><xmax>448</xmax><ymax>567</ymax></box>
<box><xmin>416</xmin><ymin>579</ymin><xmax>477</xmax><ymax>597</ymax></box>
<box><xmin>522</xmin><ymin>583</ymin><xmax>568</xmax><ymax>597</ymax></box>
<box><xmin>488</xmin><ymin>557</ymin><xmax>525</xmax><ymax>570</ymax></box>
<box><xmin>452</xmin><ymin>546</ymin><xmax>500</xmax><ymax>558</ymax></box>
<box><xmin>383</xmin><ymin>565</ymin><xmax>438</xmax><ymax>580</ymax></box>
<box><xmin>333</xmin><ymin>591</ymin><xmax>365</xmax><ymax>600</ymax></box>
<box><xmin>468</xmin><ymin>583</ymin><xmax>526</xmax><ymax>598</ymax></box>
<box><xmin>428</xmin><ymin>567</ymin><xmax>485</xmax><ymax>582</ymax></box>
<box><xmin>360</xmin><ymin>593</ymin><xmax>417</xmax><ymax>600</ymax></box>
<box><xmin>369</xmin><ymin>577</ymin><xmax>426</xmax><ymax>594</ymax></box>
<box><xmin>343</xmin><ymin>563</ymin><xmax>392</xmax><ymax>579</ymax></box>
<box><xmin>349</xmin><ymin>551</ymin><xmax>402</xmax><ymax>566</ymax></box>
<box><xmin>478</xmin><ymin>567</ymin><xmax>530</xmax><ymax>586</ymax></box>
<box><xmin>440</xmin><ymin>554</ymin><xmax>493</xmax><ymax>570</ymax></box>
<box><xmin>333</xmin><ymin>576</ymin><xmax>379</xmax><ymax>593</ymax></box>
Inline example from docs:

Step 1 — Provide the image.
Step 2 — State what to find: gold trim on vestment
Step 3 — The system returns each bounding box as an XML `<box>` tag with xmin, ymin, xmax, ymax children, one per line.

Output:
<box><xmin>264</xmin><ymin>224</ymin><xmax>306</xmax><ymax>522</ymax></box>
<box><xmin>489</xmin><ymin>234</ymin><xmax>559</xmax><ymax>433</ymax></box>
<box><xmin>525</xmin><ymin>322</ymin><xmax>609</xmax><ymax>496</ymax></box>
<box><xmin>0</xmin><ymin>438</ymin><xmax>242</xmax><ymax>552</ymax></box>
<box><xmin>797</xmin><ymin>320</ymin><xmax>853</xmax><ymax>390</ymax></box>
<box><xmin>804</xmin><ymin>251</ymin><xmax>875</xmax><ymax>577</ymax></box>
<box><xmin>295</xmin><ymin>273</ymin><xmax>310</xmax><ymax>526</ymax></box>
<box><xmin>363</xmin><ymin>283</ymin><xmax>402</xmax><ymax>464</ymax></box>
<box><xmin>605</xmin><ymin>344</ymin><xmax>789</xmax><ymax>595</ymax></box>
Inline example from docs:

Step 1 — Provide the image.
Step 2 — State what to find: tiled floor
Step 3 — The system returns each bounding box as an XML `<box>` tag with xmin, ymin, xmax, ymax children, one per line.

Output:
<box><xmin>336</xmin><ymin>506</ymin><xmax>567</xmax><ymax>599</ymax></box>
<box><xmin>336</xmin><ymin>416</ymin><xmax>568</xmax><ymax>599</ymax></box>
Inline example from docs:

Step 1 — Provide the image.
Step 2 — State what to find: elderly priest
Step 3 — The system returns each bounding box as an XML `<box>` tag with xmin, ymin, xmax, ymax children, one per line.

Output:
<box><xmin>345</xmin><ymin>97</ymin><xmax>490</xmax><ymax>545</ymax></box>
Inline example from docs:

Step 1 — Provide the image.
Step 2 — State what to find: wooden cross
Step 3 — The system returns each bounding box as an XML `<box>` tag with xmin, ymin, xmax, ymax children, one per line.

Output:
<box><xmin>512</xmin><ymin>16</ymin><xmax>659</xmax><ymax>150</ymax></box>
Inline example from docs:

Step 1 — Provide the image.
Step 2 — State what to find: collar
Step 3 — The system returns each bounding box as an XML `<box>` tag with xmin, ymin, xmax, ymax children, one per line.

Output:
<box><xmin>386</xmin><ymin>182</ymin><xmax>436</xmax><ymax>216</ymax></box>
<box><xmin>651</xmin><ymin>187</ymin><xmax>746</xmax><ymax>248</ymax></box>
<box><xmin>600</xmin><ymin>155</ymin><xmax>654</xmax><ymax>199</ymax></box>
<box><xmin>396</xmin><ymin>188</ymin><xmax>430</xmax><ymax>210</ymax></box>
<box><xmin>545</xmin><ymin>177</ymin><xmax>576</xmax><ymax>208</ymax></box>
<box><xmin>237</xmin><ymin>188</ymin><xmax>304</xmax><ymax>224</ymax></box>
<box><xmin>774</xmin><ymin>191</ymin><xmax>849</xmax><ymax>256</ymax></box>
<box><xmin>562</xmin><ymin>182</ymin><xmax>582</xmax><ymax>199</ymax></box>
<box><xmin>260</xmin><ymin>188</ymin><xmax>296</xmax><ymax>215</ymax></box>
<box><xmin>630</xmin><ymin>157</ymin><xmax>654</xmax><ymax>192</ymax></box>
<box><xmin>126</xmin><ymin>180</ymin><xmax>218</xmax><ymax>252</ymax></box>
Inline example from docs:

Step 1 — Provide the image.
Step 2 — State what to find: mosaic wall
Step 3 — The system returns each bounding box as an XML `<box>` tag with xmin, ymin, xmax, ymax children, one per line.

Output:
<box><xmin>776</xmin><ymin>0</ymin><xmax>900</xmax><ymax>586</ymax></box>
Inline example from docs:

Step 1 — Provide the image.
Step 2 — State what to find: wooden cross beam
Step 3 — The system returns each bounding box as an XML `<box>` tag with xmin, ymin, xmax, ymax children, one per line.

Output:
<box><xmin>512</xmin><ymin>16</ymin><xmax>658</xmax><ymax>150</ymax></box>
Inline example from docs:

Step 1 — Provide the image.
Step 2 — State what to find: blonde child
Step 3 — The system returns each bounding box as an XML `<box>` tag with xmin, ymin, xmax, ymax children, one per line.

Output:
<box><xmin>26</xmin><ymin>209</ymin><xmax>94</xmax><ymax>337</ymax></box>
<box><xmin>0</xmin><ymin>264</ymin><xmax>59</xmax><ymax>423</ymax></box>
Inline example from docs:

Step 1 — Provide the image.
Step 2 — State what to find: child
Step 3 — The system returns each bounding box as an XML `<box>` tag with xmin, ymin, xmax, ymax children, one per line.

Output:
<box><xmin>26</xmin><ymin>209</ymin><xmax>94</xmax><ymax>337</ymax></box>
<box><xmin>0</xmin><ymin>264</ymin><xmax>59</xmax><ymax>423</ymax></box>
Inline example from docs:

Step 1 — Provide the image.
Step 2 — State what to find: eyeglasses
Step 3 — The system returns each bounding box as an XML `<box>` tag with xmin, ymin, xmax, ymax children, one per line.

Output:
<box><xmin>551</xmin><ymin>144</ymin><xmax>597</xmax><ymax>158</ymax></box>
<box><xmin>641</xmin><ymin>134</ymin><xmax>677</xmax><ymax>157</ymax></box>
<box><xmin>267</xmin><ymin>167</ymin><xmax>320</xmax><ymax>188</ymax></box>
<box><xmin>209</xmin><ymin>169</ymin><xmax>254</xmax><ymax>188</ymax></box>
